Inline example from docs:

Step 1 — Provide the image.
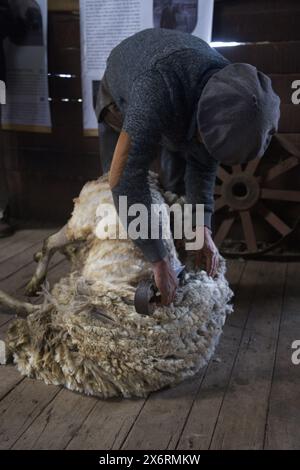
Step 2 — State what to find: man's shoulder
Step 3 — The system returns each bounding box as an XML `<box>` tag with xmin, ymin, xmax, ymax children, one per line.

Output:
<box><xmin>109</xmin><ymin>28</ymin><xmax>215</xmax><ymax>66</ymax></box>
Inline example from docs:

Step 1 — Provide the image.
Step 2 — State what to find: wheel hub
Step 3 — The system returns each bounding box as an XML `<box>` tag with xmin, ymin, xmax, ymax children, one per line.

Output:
<box><xmin>222</xmin><ymin>174</ymin><xmax>260</xmax><ymax>211</ymax></box>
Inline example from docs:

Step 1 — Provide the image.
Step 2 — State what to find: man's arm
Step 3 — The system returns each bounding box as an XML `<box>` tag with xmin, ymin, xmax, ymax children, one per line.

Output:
<box><xmin>185</xmin><ymin>142</ymin><xmax>218</xmax><ymax>230</ymax></box>
<box><xmin>108</xmin><ymin>70</ymin><xmax>178</xmax><ymax>303</ymax></box>
<box><xmin>109</xmin><ymin>69</ymin><xmax>176</xmax><ymax>263</ymax></box>
<box><xmin>185</xmin><ymin>142</ymin><xmax>220</xmax><ymax>276</ymax></box>
<box><xmin>109</xmin><ymin>129</ymin><xmax>167</xmax><ymax>263</ymax></box>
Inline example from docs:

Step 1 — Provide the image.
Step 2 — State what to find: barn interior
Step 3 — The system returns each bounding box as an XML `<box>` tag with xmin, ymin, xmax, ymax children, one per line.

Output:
<box><xmin>0</xmin><ymin>0</ymin><xmax>299</xmax><ymax>452</ymax></box>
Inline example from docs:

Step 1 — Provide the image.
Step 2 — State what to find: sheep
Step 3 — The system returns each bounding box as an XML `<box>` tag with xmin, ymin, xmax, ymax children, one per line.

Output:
<box><xmin>0</xmin><ymin>173</ymin><xmax>233</xmax><ymax>398</ymax></box>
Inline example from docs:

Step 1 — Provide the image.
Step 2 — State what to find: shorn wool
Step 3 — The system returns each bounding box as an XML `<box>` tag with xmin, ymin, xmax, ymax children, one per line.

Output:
<box><xmin>1</xmin><ymin>173</ymin><xmax>233</xmax><ymax>398</ymax></box>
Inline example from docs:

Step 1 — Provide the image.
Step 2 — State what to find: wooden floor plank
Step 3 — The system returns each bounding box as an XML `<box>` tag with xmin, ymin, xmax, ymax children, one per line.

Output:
<box><xmin>0</xmin><ymin>379</ymin><xmax>60</xmax><ymax>449</ymax></box>
<box><xmin>209</xmin><ymin>262</ymin><xmax>287</xmax><ymax>450</ymax></box>
<box><xmin>227</xmin><ymin>261</ymin><xmax>265</xmax><ymax>330</ymax></box>
<box><xmin>121</xmin><ymin>372</ymin><xmax>207</xmax><ymax>451</ymax></box>
<box><xmin>66</xmin><ymin>398</ymin><xmax>146</xmax><ymax>450</ymax></box>
<box><xmin>0</xmin><ymin>227</ymin><xmax>47</xmax><ymax>251</ymax></box>
<box><xmin>210</xmin><ymin>330</ymin><xmax>277</xmax><ymax>450</ymax></box>
<box><xmin>0</xmin><ymin>228</ymin><xmax>53</xmax><ymax>266</ymax></box>
<box><xmin>0</xmin><ymin>366</ymin><xmax>23</xmax><ymax>400</ymax></box>
<box><xmin>0</xmin><ymin>241</ymin><xmax>50</xmax><ymax>282</ymax></box>
<box><xmin>225</xmin><ymin>259</ymin><xmax>246</xmax><ymax>291</ymax></box>
<box><xmin>264</xmin><ymin>263</ymin><xmax>300</xmax><ymax>450</ymax></box>
<box><xmin>176</xmin><ymin>325</ymin><xmax>241</xmax><ymax>450</ymax></box>
<box><xmin>12</xmin><ymin>388</ymin><xmax>98</xmax><ymax>450</ymax></box>
<box><xmin>0</xmin><ymin>227</ymin><xmax>56</xmax><ymax>283</ymax></box>
<box><xmin>245</xmin><ymin>262</ymin><xmax>287</xmax><ymax>339</ymax></box>
<box><xmin>176</xmin><ymin>261</ymin><xmax>263</xmax><ymax>450</ymax></box>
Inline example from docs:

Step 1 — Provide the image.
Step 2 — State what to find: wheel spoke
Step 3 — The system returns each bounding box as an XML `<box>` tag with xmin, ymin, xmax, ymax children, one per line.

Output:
<box><xmin>276</xmin><ymin>134</ymin><xmax>300</xmax><ymax>158</ymax></box>
<box><xmin>232</xmin><ymin>164</ymin><xmax>242</xmax><ymax>174</ymax></box>
<box><xmin>214</xmin><ymin>185</ymin><xmax>222</xmax><ymax>196</ymax></box>
<box><xmin>239</xmin><ymin>211</ymin><xmax>257</xmax><ymax>251</ymax></box>
<box><xmin>214</xmin><ymin>216</ymin><xmax>235</xmax><ymax>246</ymax></box>
<box><xmin>261</xmin><ymin>188</ymin><xmax>300</xmax><ymax>202</ymax></box>
<box><xmin>266</xmin><ymin>156</ymin><xmax>299</xmax><ymax>182</ymax></box>
<box><xmin>245</xmin><ymin>158</ymin><xmax>261</xmax><ymax>176</ymax></box>
<box><xmin>215</xmin><ymin>197</ymin><xmax>226</xmax><ymax>212</ymax></box>
<box><xmin>217</xmin><ymin>166</ymin><xmax>231</xmax><ymax>183</ymax></box>
<box><xmin>258</xmin><ymin>203</ymin><xmax>291</xmax><ymax>236</ymax></box>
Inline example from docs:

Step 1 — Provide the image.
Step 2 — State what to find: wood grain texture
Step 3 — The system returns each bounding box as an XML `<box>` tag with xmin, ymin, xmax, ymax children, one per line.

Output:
<box><xmin>48</xmin><ymin>0</ymin><xmax>78</xmax><ymax>12</ymax></box>
<box><xmin>176</xmin><ymin>325</ymin><xmax>242</xmax><ymax>450</ymax></box>
<box><xmin>264</xmin><ymin>263</ymin><xmax>300</xmax><ymax>449</ymax></box>
<box><xmin>121</xmin><ymin>372</ymin><xmax>207</xmax><ymax>451</ymax></box>
<box><xmin>209</xmin><ymin>329</ymin><xmax>277</xmax><ymax>449</ymax></box>
<box><xmin>217</xmin><ymin>42</ymin><xmax>300</xmax><ymax>74</ymax></box>
<box><xmin>12</xmin><ymin>388</ymin><xmax>97</xmax><ymax>450</ymax></box>
<box><xmin>213</xmin><ymin>0</ymin><xmax>300</xmax><ymax>42</ymax></box>
<box><xmin>67</xmin><ymin>398</ymin><xmax>146</xmax><ymax>450</ymax></box>
<box><xmin>0</xmin><ymin>379</ymin><xmax>60</xmax><ymax>449</ymax></box>
<box><xmin>208</xmin><ymin>262</ymin><xmax>288</xmax><ymax>450</ymax></box>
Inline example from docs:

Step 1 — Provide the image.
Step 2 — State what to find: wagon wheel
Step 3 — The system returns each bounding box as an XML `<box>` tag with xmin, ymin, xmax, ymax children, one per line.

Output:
<box><xmin>214</xmin><ymin>135</ymin><xmax>300</xmax><ymax>257</ymax></box>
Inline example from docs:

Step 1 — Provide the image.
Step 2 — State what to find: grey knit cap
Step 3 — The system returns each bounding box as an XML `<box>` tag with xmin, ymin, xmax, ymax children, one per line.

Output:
<box><xmin>197</xmin><ymin>63</ymin><xmax>280</xmax><ymax>164</ymax></box>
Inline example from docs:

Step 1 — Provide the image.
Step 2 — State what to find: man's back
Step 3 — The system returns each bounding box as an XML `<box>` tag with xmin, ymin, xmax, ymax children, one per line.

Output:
<box><xmin>105</xmin><ymin>28</ymin><xmax>228</xmax><ymax>121</ymax></box>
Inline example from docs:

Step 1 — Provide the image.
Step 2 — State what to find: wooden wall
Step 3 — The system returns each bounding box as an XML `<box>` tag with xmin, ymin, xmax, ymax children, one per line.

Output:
<box><xmin>1</xmin><ymin>1</ymin><xmax>94</xmax><ymax>223</ymax></box>
<box><xmin>214</xmin><ymin>0</ymin><xmax>300</xmax><ymax>140</ymax></box>
<box><xmin>1</xmin><ymin>0</ymin><xmax>300</xmax><ymax>224</ymax></box>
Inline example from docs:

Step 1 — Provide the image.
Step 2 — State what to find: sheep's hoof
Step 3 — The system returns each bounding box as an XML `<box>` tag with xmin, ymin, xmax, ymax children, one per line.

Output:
<box><xmin>33</xmin><ymin>251</ymin><xmax>43</xmax><ymax>262</ymax></box>
<box><xmin>25</xmin><ymin>276</ymin><xmax>45</xmax><ymax>297</ymax></box>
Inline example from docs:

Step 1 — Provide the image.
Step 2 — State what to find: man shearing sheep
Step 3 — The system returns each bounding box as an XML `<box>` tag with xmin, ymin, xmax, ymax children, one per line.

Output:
<box><xmin>95</xmin><ymin>28</ymin><xmax>280</xmax><ymax>305</ymax></box>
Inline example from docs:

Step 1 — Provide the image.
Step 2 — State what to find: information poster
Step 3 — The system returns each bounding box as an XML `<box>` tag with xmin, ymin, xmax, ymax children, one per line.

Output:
<box><xmin>1</xmin><ymin>0</ymin><xmax>51</xmax><ymax>133</ymax></box>
<box><xmin>80</xmin><ymin>0</ymin><xmax>214</xmax><ymax>135</ymax></box>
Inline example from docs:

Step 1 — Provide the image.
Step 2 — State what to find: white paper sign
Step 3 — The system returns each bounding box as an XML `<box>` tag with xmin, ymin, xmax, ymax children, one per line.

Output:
<box><xmin>1</xmin><ymin>0</ymin><xmax>51</xmax><ymax>133</ymax></box>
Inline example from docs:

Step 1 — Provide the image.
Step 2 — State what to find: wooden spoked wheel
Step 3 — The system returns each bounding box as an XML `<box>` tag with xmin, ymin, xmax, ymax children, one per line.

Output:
<box><xmin>214</xmin><ymin>136</ymin><xmax>300</xmax><ymax>257</ymax></box>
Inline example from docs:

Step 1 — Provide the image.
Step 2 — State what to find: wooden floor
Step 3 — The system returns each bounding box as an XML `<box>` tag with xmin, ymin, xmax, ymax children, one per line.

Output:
<box><xmin>0</xmin><ymin>227</ymin><xmax>299</xmax><ymax>450</ymax></box>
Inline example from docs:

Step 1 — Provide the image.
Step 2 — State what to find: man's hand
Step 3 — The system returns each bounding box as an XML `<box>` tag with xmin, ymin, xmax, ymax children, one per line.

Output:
<box><xmin>195</xmin><ymin>226</ymin><xmax>220</xmax><ymax>277</ymax></box>
<box><xmin>152</xmin><ymin>257</ymin><xmax>178</xmax><ymax>306</ymax></box>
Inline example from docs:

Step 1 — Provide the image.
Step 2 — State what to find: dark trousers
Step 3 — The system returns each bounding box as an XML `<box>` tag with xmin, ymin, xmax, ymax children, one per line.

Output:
<box><xmin>98</xmin><ymin>121</ymin><xmax>186</xmax><ymax>195</ymax></box>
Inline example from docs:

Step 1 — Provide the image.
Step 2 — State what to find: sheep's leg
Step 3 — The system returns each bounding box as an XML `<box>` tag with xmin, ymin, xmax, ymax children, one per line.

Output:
<box><xmin>59</xmin><ymin>243</ymin><xmax>80</xmax><ymax>264</ymax></box>
<box><xmin>0</xmin><ymin>290</ymin><xmax>39</xmax><ymax>317</ymax></box>
<box><xmin>0</xmin><ymin>289</ymin><xmax>41</xmax><ymax>364</ymax></box>
<box><xmin>26</xmin><ymin>225</ymin><xmax>71</xmax><ymax>296</ymax></box>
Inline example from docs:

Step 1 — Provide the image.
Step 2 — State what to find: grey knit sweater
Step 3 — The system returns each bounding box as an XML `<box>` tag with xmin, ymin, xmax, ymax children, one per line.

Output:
<box><xmin>105</xmin><ymin>28</ymin><xmax>230</xmax><ymax>263</ymax></box>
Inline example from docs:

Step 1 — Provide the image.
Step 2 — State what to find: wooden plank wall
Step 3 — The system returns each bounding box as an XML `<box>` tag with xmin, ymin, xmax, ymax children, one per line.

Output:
<box><xmin>1</xmin><ymin>1</ymin><xmax>97</xmax><ymax>223</ymax></box>
<box><xmin>214</xmin><ymin>0</ymin><xmax>300</xmax><ymax>138</ymax></box>
<box><xmin>1</xmin><ymin>0</ymin><xmax>300</xmax><ymax>223</ymax></box>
